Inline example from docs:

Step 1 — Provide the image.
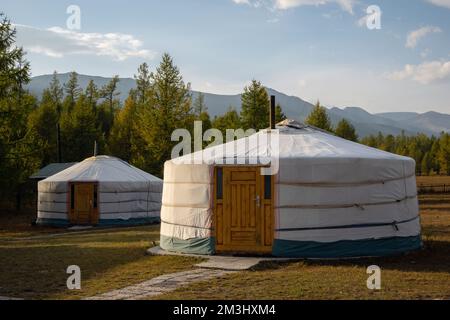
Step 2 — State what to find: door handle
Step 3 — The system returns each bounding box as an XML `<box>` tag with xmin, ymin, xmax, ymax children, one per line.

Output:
<box><xmin>255</xmin><ymin>195</ymin><xmax>261</xmax><ymax>208</ymax></box>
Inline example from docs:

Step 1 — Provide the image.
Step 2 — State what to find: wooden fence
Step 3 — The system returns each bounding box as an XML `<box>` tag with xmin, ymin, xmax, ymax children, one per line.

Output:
<box><xmin>417</xmin><ymin>184</ymin><xmax>450</xmax><ymax>194</ymax></box>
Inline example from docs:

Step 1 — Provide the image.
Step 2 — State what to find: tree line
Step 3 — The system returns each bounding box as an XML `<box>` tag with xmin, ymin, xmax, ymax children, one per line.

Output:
<box><xmin>0</xmin><ymin>14</ymin><xmax>449</xmax><ymax>211</ymax></box>
<box><xmin>303</xmin><ymin>103</ymin><xmax>450</xmax><ymax>176</ymax></box>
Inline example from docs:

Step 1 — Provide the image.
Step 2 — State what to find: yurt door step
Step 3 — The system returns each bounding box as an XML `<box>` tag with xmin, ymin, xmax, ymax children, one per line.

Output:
<box><xmin>214</xmin><ymin>166</ymin><xmax>274</xmax><ymax>255</ymax></box>
<box><xmin>69</xmin><ymin>182</ymin><xmax>99</xmax><ymax>225</ymax></box>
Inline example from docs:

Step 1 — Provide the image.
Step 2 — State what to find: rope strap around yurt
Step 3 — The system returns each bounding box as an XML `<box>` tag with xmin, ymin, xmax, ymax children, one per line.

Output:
<box><xmin>275</xmin><ymin>215</ymin><xmax>420</xmax><ymax>232</ymax></box>
<box><xmin>277</xmin><ymin>173</ymin><xmax>416</xmax><ymax>187</ymax></box>
<box><xmin>276</xmin><ymin>194</ymin><xmax>417</xmax><ymax>210</ymax></box>
<box><xmin>161</xmin><ymin>219</ymin><xmax>214</xmax><ymax>230</ymax></box>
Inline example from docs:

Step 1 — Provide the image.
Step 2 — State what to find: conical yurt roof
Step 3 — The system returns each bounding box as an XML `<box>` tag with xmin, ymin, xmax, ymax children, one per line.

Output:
<box><xmin>43</xmin><ymin>155</ymin><xmax>161</xmax><ymax>182</ymax></box>
<box><xmin>173</xmin><ymin>119</ymin><xmax>412</xmax><ymax>164</ymax></box>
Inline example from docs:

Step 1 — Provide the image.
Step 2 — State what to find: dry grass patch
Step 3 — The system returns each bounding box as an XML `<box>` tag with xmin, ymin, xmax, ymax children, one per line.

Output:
<box><xmin>0</xmin><ymin>225</ymin><xmax>202</xmax><ymax>299</ymax></box>
<box><xmin>0</xmin><ymin>211</ymin><xmax>66</xmax><ymax>238</ymax></box>
<box><xmin>416</xmin><ymin>176</ymin><xmax>450</xmax><ymax>186</ymax></box>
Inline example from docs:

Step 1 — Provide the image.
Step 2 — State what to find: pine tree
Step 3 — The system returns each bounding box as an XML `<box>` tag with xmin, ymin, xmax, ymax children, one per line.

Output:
<box><xmin>335</xmin><ymin>118</ymin><xmax>358</xmax><ymax>142</ymax></box>
<box><xmin>100</xmin><ymin>75</ymin><xmax>120</xmax><ymax>112</ymax></box>
<box><xmin>27</xmin><ymin>90</ymin><xmax>59</xmax><ymax>165</ymax></box>
<box><xmin>421</xmin><ymin>152</ymin><xmax>431</xmax><ymax>176</ymax></box>
<box><xmin>212</xmin><ymin>106</ymin><xmax>242</xmax><ymax>135</ymax></box>
<box><xmin>305</xmin><ymin>101</ymin><xmax>333</xmax><ymax>132</ymax></box>
<box><xmin>383</xmin><ymin>134</ymin><xmax>396</xmax><ymax>152</ymax></box>
<box><xmin>134</xmin><ymin>63</ymin><xmax>152</xmax><ymax>105</ymax></box>
<box><xmin>108</xmin><ymin>95</ymin><xmax>139</xmax><ymax>162</ymax></box>
<box><xmin>193</xmin><ymin>92</ymin><xmax>211</xmax><ymax>143</ymax></box>
<box><xmin>63</xmin><ymin>71</ymin><xmax>81</xmax><ymax>112</ymax></box>
<box><xmin>275</xmin><ymin>103</ymin><xmax>287</xmax><ymax>123</ymax></box>
<box><xmin>438</xmin><ymin>133</ymin><xmax>450</xmax><ymax>175</ymax></box>
<box><xmin>430</xmin><ymin>138</ymin><xmax>441</xmax><ymax>174</ymax></box>
<box><xmin>60</xmin><ymin>93</ymin><xmax>102</xmax><ymax>161</ymax></box>
<box><xmin>0</xmin><ymin>13</ymin><xmax>36</xmax><ymax>209</ymax></box>
<box><xmin>48</xmin><ymin>71</ymin><xmax>64</xmax><ymax>117</ymax></box>
<box><xmin>240</xmin><ymin>80</ymin><xmax>269</xmax><ymax>130</ymax></box>
<box><xmin>194</xmin><ymin>92</ymin><xmax>207</xmax><ymax>116</ymax></box>
<box><xmin>361</xmin><ymin>135</ymin><xmax>375</xmax><ymax>148</ymax></box>
<box><xmin>136</xmin><ymin>53</ymin><xmax>194</xmax><ymax>175</ymax></box>
<box><xmin>85</xmin><ymin>80</ymin><xmax>99</xmax><ymax>111</ymax></box>
<box><xmin>0</xmin><ymin>13</ymin><xmax>30</xmax><ymax>97</ymax></box>
<box><xmin>98</xmin><ymin>76</ymin><xmax>120</xmax><ymax>138</ymax></box>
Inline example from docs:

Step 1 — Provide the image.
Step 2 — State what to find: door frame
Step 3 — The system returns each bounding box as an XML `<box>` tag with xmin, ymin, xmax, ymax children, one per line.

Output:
<box><xmin>213</xmin><ymin>165</ymin><xmax>275</xmax><ymax>255</ymax></box>
<box><xmin>68</xmin><ymin>181</ymin><xmax>100</xmax><ymax>225</ymax></box>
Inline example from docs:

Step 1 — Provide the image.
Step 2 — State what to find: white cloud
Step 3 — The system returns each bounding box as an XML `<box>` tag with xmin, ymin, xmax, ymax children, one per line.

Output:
<box><xmin>388</xmin><ymin>60</ymin><xmax>450</xmax><ymax>84</ymax></box>
<box><xmin>232</xmin><ymin>0</ymin><xmax>263</xmax><ymax>7</ymax></box>
<box><xmin>406</xmin><ymin>26</ymin><xmax>441</xmax><ymax>49</ymax></box>
<box><xmin>275</xmin><ymin>0</ymin><xmax>355</xmax><ymax>13</ymax></box>
<box><xmin>356</xmin><ymin>15</ymin><xmax>367</xmax><ymax>27</ymax></box>
<box><xmin>15</xmin><ymin>24</ymin><xmax>156</xmax><ymax>61</ymax></box>
<box><xmin>426</xmin><ymin>0</ymin><xmax>450</xmax><ymax>9</ymax></box>
<box><xmin>232</xmin><ymin>0</ymin><xmax>356</xmax><ymax>14</ymax></box>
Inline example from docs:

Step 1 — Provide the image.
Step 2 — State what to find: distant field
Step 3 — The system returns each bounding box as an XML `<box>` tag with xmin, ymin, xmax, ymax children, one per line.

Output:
<box><xmin>416</xmin><ymin>176</ymin><xmax>450</xmax><ymax>194</ymax></box>
<box><xmin>416</xmin><ymin>176</ymin><xmax>450</xmax><ymax>185</ymax></box>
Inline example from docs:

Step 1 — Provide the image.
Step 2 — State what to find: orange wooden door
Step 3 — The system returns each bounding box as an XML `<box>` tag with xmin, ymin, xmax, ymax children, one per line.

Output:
<box><xmin>70</xmin><ymin>183</ymin><xmax>98</xmax><ymax>225</ymax></box>
<box><xmin>215</xmin><ymin>167</ymin><xmax>273</xmax><ymax>254</ymax></box>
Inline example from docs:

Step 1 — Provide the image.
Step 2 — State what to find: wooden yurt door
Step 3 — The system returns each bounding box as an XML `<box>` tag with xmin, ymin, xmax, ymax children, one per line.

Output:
<box><xmin>69</xmin><ymin>183</ymin><xmax>99</xmax><ymax>225</ymax></box>
<box><xmin>215</xmin><ymin>167</ymin><xmax>273</xmax><ymax>254</ymax></box>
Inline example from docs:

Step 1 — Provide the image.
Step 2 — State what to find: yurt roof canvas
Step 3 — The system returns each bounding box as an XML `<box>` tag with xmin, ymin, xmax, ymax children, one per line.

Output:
<box><xmin>43</xmin><ymin>156</ymin><xmax>161</xmax><ymax>183</ymax></box>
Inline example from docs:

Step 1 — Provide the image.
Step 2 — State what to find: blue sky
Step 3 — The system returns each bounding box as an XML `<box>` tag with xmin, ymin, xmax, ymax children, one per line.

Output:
<box><xmin>2</xmin><ymin>0</ymin><xmax>450</xmax><ymax>113</ymax></box>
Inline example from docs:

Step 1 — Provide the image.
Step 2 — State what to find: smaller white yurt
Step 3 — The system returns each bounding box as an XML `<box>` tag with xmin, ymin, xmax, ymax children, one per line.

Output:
<box><xmin>37</xmin><ymin>156</ymin><xmax>162</xmax><ymax>226</ymax></box>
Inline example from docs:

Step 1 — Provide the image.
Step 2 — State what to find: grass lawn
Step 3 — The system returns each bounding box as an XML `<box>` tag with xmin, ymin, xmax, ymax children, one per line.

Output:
<box><xmin>152</xmin><ymin>193</ymin><xmax>450</xmax><ymax>300</ymax></box>
<box><xmin>0</xmin><ymin>223</ymin><xmax>202</xmax><ymax>299</ymax></box>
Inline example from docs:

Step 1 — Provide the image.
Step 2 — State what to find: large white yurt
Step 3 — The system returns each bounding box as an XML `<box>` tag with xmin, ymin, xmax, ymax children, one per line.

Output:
<box><xmin>160</xmin><ymin>120</ymin><xmax>422</xmax><ymax>258</ymax></box>
<box><xmin>37</xmin><ymin>156</ymin><xmax>162</xmax><ymax>227</ymax></box>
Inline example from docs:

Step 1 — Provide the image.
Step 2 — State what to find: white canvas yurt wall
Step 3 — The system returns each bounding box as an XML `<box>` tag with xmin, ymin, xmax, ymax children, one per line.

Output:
<box><xmin>160</xmin><ymin>120</ymin><xmax>422</xmax><ymax>258</ymax></box>
<box><xmin>37</xmin><ymin>156</ymin><xmax>162</xmax><ymax>226</ymax></box>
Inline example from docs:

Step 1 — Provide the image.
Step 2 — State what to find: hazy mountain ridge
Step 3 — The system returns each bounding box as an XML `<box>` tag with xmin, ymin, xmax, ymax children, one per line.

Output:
<box><xmin>27</xmin><ymin>73</ymin><xmax>450</xmax><ymax>137</ymax></box>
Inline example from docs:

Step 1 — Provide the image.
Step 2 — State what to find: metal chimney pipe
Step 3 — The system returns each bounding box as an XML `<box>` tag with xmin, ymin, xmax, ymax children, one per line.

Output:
<box><xmin>270</xmin><ymin>95</ymin><xmax>276</xmax><ymax>130</ymax></box>
<box><xmin>93</xmin><ymin>141</ymin><xmax>98</xmax><ymax>157</ymax></box>
<box><xmin>56</xmin><ymin>123</ymin><xmax>62</xmax><ymax>162</ymax></box>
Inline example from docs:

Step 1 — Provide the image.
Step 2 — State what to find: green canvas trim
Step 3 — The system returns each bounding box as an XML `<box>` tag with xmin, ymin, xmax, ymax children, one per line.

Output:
<box><xmin>36</xmin><ymin>218</ymin><xmax>70</xmax><ymax>227</ymax></box>
<box><xmin>160</xmin><ymin>235</ymin><xmax>215</xmax><ymax>255</ymax></box>
<box><xmin>272</xmin><ymin>235</ymin><xmax>422</xmax><ymax>258</ymax></box>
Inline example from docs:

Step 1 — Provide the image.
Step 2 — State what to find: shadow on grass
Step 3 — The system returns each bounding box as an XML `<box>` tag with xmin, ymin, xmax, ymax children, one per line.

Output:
<box><xmin>0</xmin><ymin>242</ymin><xmax>199</xmax><ymax>299</ymax></box>
<box><xmin>251</xmin><ymin>239</ymin><xmax>450</xmax><ymax>274</ymax></box>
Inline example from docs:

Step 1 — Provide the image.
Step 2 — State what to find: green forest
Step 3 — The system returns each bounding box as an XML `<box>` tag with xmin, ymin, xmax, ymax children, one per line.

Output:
<box><xmin>1</xmin><ymin>14</ymin><xmax>449</xmax><ymax>211</ymax></box>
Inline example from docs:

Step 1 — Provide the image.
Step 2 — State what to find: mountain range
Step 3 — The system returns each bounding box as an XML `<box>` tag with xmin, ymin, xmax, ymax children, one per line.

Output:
<box><xmin>27</xmin><ymin>73</ymin><xmax>450</xmax><ymax>137</ymax></box>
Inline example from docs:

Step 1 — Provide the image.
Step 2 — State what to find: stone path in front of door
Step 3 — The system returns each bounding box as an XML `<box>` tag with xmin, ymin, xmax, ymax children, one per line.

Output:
<box><xmin>85</xmin><ymin>246</ymin><xmax>298</xmax><ymax>300</ymax></box>
<box><xmin>147</xmin><ymin>246</ymin><xmax>297</xmax><ymax>270</ymax></box>
<box><xmin>84</xmin><ymin>268</ymin><xmax>235</xmax><ymax>300</ymax></box>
